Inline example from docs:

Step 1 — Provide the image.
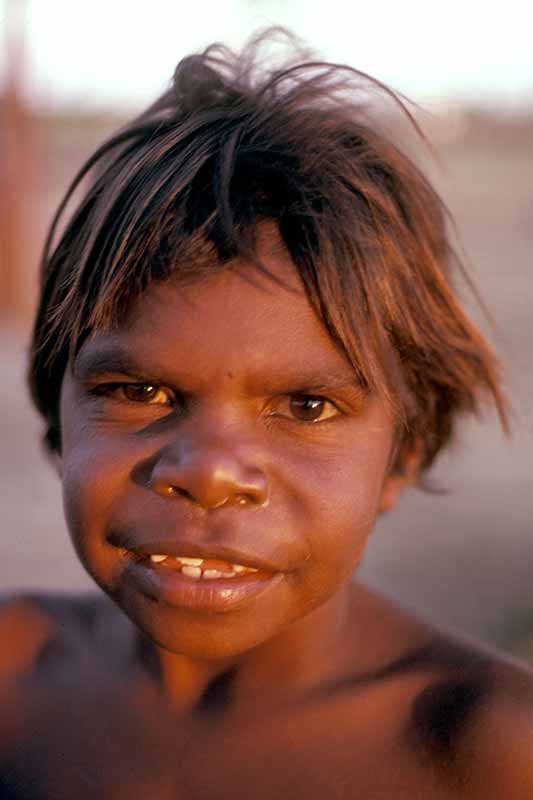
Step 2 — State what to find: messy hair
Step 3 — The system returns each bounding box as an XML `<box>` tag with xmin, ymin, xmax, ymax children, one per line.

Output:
<box><xmin>29</xmin><ymin>29</ymin><xmax>507</xmax><ymax>473</ymax></box>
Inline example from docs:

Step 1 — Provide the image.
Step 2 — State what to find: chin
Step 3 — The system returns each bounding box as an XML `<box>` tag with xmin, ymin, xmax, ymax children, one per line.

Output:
<box><xmin>117</xmin><ymin>593</ymin><xmax>285</xmax><ymax>661</ymax></box>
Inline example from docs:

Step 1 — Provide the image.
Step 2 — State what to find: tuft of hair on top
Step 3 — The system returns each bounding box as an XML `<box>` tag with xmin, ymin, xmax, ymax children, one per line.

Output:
<box><xmin>28</xmin><ymin>27</ymin><xmax>508</xmax><ymax>474</ymax></box>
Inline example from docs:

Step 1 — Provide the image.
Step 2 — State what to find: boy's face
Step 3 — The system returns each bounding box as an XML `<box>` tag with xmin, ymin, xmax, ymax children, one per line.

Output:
<box><xmin>59</xmin><ymin>232</ymin><xmax>408</xmax><ymax>660</ymax></box>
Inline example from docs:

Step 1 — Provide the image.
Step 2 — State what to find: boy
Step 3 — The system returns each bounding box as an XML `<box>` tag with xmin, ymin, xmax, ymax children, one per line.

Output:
<box><xmin>2</xmin><ymin>31</ymin><xmax>533</xmax><ymax>799</ymax></box>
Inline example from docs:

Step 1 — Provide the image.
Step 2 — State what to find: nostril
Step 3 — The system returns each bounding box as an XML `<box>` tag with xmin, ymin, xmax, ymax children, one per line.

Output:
<box><xmin>234</xmin><ymin>489</ymin><xmax>268</xmax><ymax>508</ymax></box>
<box><xmin>150</xmin><ymin>479</ymin><xmax>192</xmax><ymax>502</ymax></box>
<box><xmin>149</xmin><ymin>454</ymin><xmax>269</xmax><ymax>510</ymax></box>
<box><xmin>232</xmin><ymin>493</ymin><xmax>252</xmax><ymax>507</ymax></box>
<box><xmin>169</xmin><ymin>485</ymin><xmax>190</xmax><ymax>500</ymax></box>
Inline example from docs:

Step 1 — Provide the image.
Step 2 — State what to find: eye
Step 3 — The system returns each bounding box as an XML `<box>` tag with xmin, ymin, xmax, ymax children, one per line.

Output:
<box><xmin>94</xmin><ymin>382</ymin><xmax>175</xmax><ymax>406</ymax></box>
<box><xmin>121</xmin><ymin>383</ymin><xmax>173</xmax><ymax>405</ymax></box>
<box><xmin>274</xmin><ymin>394</ymin><xmax>340</xmax><ymax>423</ymax></box>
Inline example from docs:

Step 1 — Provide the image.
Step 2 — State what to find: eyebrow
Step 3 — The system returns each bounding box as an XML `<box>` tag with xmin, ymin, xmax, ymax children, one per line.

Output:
<box><xmin>284</xmin><ymin>375</ymin><xmax>367</xmax><ymax>395</ymax></box>
<box><xmin>73</xmin><ymin>343</ymin><xmax>366</xmax><ymax>396</ymax></box>
<box><xmin>73</xmin><ymin>345</ymin><xmax>152</xmax><ymax>382</ymax></box>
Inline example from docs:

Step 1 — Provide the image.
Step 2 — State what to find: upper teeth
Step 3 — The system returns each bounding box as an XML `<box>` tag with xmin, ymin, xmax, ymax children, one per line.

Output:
<box><xmin>148</xmin><ymin>554</ymin><xmax>258</xmax><ymax>576</ymax></box>
<box><xmin>174</xmin><ymin>556</ymin><xmax>203</xmax><ymax>566</ymax></box>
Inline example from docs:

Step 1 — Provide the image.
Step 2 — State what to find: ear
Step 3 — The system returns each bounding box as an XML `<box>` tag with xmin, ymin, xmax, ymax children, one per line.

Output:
<box><xmin>378</xmin><ymin>442</ymin><xmax>423</xmax><ymax>514</ymax></box>
<box><xmin>44</xmin><ymin>422</ymin><xmax>63</xmax><ymax>478</ymax></box>
<box><xmin>47</xmin><ymin>449</ymin><xmax>63</xmax><ymax>479</ymax></box>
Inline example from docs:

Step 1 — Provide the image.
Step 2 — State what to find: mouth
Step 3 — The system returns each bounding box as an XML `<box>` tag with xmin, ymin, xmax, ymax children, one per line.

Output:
<box><xmin>118</xmin><ymin>545</ymin><xmax>284</xmax><ymax>613</ymax></box>
<box><xmin>126</xmin><ymin>551</ymin><xmax>261</xmax><ymax>580</ymax></box>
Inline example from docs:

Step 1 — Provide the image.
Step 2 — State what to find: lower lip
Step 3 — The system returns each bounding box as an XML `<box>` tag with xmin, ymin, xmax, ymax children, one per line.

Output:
<box><xmin>123</xmin><ymin>558</ymin><xmax>284</xmax><ymax>613</ymax></box>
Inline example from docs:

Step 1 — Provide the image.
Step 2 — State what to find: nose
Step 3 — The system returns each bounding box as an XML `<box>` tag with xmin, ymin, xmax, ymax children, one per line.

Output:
<box><xmin>149</xmin><ymin>445</ymin><xmax>269</xmax><ymax>510</ymax></box>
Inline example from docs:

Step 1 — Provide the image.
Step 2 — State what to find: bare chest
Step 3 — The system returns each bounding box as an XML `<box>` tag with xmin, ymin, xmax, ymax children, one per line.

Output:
<box><xmin>2</xmin><ymin>680</ymin><xmax>463</xmax><ymax>800</ymax></box>
<box><xmin>187</xmin><ymin>690</ymin><xmax>463</xmax><ymax>800</ymax></box>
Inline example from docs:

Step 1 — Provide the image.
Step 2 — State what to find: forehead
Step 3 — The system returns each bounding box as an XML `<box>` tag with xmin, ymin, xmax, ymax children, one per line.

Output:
<box><xmin>136</xmin><ymin>254</ymin><xmax>305</xmax><ymax>348</ymax></box>
<box><xmin>76</xmin><ymin>235</ymin><xmax>359</xmax><ymax>389</ymax></box>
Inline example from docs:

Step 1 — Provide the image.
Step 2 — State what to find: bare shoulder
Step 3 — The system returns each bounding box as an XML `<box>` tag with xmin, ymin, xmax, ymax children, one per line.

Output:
<box><xmin>391</xmin><ymin>592</ymin><xmax>533</xmax><ymax>798</ymax></box>
<box><xmin>403</xmin><ymin>630</ymin><xmax>533</xmax><ymax>798</ymax></box>
<box><xmin>456</xmin><ymin>651</ymin><xmax>533</xmax><ymax>799</ymax></box>
<box><xmin>0</xmin><ymin>593</ymin><xmax>59</xmax><ymax>756</ymax></box>
<box><xmin>402</xmin><ymin>639</ymin><xmax>533</xmax><ymax>799</ymax></box>
<box><xmin>0</xmin><ymin>591</ymin><xmax>135</xmax><ymax>757</ymax></box>
<box><xmin>331</xmin><ymin>584</ymin><xmax>533</xmax><ymax>798</ymax></box>
<box><xmin>0</xmin><ymin>593</ymin><xmax>57</xmax><ymax>684</ymax></box>
<box><xmin>0</xmin><ymin>591</ymin><xmax>126</xmax><ymax>685</ymax></box>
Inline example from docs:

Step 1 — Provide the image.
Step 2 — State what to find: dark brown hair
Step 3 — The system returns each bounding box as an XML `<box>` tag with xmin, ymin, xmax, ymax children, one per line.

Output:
<box><xmin>29</xmin><ymin>29</ymin><xmax>507</xmax><ymax>473</ymax></box>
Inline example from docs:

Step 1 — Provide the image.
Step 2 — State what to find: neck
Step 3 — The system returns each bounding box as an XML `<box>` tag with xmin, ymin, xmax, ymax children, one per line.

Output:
<box><xmin>145</xmin><ymin>583</ymin><xmax>357</xmax><ymax>716</ymax></box>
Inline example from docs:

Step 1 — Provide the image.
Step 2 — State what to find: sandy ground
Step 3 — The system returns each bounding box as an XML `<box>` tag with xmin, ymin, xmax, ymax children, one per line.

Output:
<box><xmin>1</xmin><ymin>126</ymin><xmax>532</xmax><ymax>660</ymax></box>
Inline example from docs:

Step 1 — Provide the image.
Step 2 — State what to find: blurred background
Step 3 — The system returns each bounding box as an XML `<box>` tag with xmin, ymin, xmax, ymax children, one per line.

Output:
<box><xmin>1</xmin><ymin>0</ymin><xmax>532</xmax><ymax>659</ymax></box>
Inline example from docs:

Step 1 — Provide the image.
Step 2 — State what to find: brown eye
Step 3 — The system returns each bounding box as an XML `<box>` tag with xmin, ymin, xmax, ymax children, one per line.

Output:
<box><xmin>121</xmin><ymin>384</ymin><xmax>172</xmax><ymax>405</ymax></box>
<box><xmin>287</xmin><ymin>394</ymin><xmax>338</xmax><ymax>422</ymax></box>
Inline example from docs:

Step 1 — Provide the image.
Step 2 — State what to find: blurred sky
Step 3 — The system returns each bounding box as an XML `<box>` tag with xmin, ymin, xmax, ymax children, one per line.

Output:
<box><xmin>1</xmin><ymin>0</ymin><xmax>533</xmax><ymax>110</ymax></box>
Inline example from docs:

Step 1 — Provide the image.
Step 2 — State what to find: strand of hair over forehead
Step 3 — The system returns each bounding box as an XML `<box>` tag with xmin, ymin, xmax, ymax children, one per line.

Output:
<box><xmin>146</xmin><ymin>27</ymin><xmax>431</xmax><ymax>150</ymax></box>
<box><xmin>33</xmin><ymin>28</ymin><xmax>508</xmax><ymax>465</ymax></box>
<box><xmin>38</xmin><ymin>27</ymin><xmax>431</xmax><ymax>366</ymax></box>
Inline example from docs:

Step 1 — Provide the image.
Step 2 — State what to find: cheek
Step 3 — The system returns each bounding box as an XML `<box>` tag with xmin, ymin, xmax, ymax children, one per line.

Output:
<box><xmin>60</xmin><ymin>434</ymin><xmax>133</xmax><ymax>585</ymax></box>
<box><xmin>60</xmin><ymin>383</ymin><xmax>134</xmax><ymax>534</ymax></box>
<box><xmin>294</xmin><ymin>432</ymin><xmax>393</xmax><ymax>589</ymax></box>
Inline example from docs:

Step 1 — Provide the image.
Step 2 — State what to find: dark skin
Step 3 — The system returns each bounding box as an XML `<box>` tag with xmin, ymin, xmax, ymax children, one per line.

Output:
<box><xmin>2</xmin><ymin>231</ymin><xmax>533</xmax><ymax>798</ymax></box>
